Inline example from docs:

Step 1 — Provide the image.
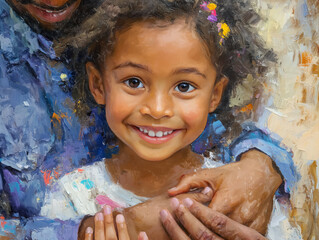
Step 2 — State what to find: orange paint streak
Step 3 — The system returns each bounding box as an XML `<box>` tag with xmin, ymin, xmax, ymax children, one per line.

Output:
<box><xmin>41</xmin><ymin>170</ymin><xmax>53</xmax><ymax>185</ymax></box>
<box><xmin>51</xmin><ymin>112</ymin><xmax>72</xmax><ymax>125</ymax></box>
<box><xmin>240</xmin><ymin>104</ymin><xmax>253</xmax><ymax>112</ymax></box>
<box><xmin>51</xmin><ymin>112</ymin><xmax>61</xmax><ymax>124</ymax></box>
<box><xmin>60</xmin><ymin>112</ymin><xmax>72</xmax><ymax>124</ymax></box>
<box><xmin>53</xmin><ymin>170</ymin><xmax>60</xmax><ymax>179</ymax></box>
<box><xmin>299</xmin><ymin>51</ymin><xmax>313</xmax><ymax>66</ymax></box>
<box><xmin>78</xmin><ymin>169</ymin><xmax>84</xmax><ymax>173</ymax></box>
<box><xmin>0</xmin><ymin>216</ymin><xmax>7</xmax><ymax>228</ymax></box>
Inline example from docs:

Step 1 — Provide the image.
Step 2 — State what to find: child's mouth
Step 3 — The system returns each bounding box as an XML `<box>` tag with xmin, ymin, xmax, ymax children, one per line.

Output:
<box><xmin>137</xmin><ymin>127</ymin><xmax>174</xmax><ymax>138</ymax></box>
<box><xmin>132</xmin><ymin>125</ymin><xmax>179</xmax><ymax>144</ymax></box>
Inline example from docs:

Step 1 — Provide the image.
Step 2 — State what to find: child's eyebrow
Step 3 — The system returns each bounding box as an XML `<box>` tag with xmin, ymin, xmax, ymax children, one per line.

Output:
<box><xmin>113</xmin><ymin>61</ymin><xmax>150</xmax><ymax>72</ymax></box>
<box><xmin>172</xmin><ymin>68</ymin><xmax>207</xmax><ymax>79</ymax></box>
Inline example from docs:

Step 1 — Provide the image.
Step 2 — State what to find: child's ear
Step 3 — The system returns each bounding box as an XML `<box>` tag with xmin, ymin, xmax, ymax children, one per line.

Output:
<box><xmin>86</xmin><ymin>62</ymin><xmax>106</xmax><ymax>105</ymax></box>
<box><xmin>209</xmin><ymin>77</ymin><xmax>229</xmax><ymax>113</ymax></box>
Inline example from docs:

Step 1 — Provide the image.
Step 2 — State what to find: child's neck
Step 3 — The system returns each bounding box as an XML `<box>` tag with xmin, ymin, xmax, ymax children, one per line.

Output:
<box><xmin>105</xmin><ymin>142</ymin><xmax>203</xmax><ymax>198</ymax></box>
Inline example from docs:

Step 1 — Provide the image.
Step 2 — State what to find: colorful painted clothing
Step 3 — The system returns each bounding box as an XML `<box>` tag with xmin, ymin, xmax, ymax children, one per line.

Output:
<box><xmin>0</xmin><ymin>0</ymin><xmax>299</xmax><ymax>239</ymax></box>
<box><xmin>40</xmin><ymin>157</ymin><xmax>302</xmax><ymax>239</ymax></box>
<box><xmin>40</xmin><ymin>157</ymin><xmax>223</xmax><ymax>219</ymax></box>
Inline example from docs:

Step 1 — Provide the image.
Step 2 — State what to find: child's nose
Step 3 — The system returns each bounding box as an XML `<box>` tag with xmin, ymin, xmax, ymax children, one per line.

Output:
<box><xmin>139</xmin><ymin>91</ymin><xmax>174</xmax><ymax>119</ymax></box>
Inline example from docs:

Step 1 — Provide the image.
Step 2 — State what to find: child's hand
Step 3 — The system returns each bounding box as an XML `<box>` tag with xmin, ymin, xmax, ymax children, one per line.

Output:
<box><xmin>160</xmin><ymin>197</ymin><xmax>267</xmax><ymax>240</ymax></box>
<box><xmin>83</xmin><ymin>205</ymin><xmax>148</xmax><ymax>240</ymax></box>
<box><xmin>168</xmin><ymin>150</ymin><xmax>283</xmax><ymax>234</ymax></box>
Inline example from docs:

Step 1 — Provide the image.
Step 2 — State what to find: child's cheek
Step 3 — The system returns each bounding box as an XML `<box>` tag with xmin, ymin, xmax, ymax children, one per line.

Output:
<box><xmin>106</xmin><ymin>95</ymin><xmax>130</xmax><ymax>119</ymax></box>
<box><xmin>180</xmin><ymin>103</ymin><xmax>209</xmax><ymax>134</ymax></box>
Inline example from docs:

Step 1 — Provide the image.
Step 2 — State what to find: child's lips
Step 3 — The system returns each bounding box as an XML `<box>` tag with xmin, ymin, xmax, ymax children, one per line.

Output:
<box><xmin>131</xmin><ymin>125</ymin><xmax>182</xmax><ymax>144</ymax></box>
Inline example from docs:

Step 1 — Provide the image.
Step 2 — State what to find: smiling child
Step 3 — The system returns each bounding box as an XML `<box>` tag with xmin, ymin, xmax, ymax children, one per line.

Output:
<box><xmin>85</xmin><ymin>17</ymin><xmax>228</xmax><ymax>198</ymax></box>
<box><xmin>39</xmin><ymin>0</ymin><xmax>290</xmax><ymax>238</ymax></box>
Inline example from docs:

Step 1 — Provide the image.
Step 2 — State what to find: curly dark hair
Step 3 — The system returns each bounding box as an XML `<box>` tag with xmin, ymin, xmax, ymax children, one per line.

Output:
<box><xmin>69</xmin><ymin>0</ymin><xmax>277</xmax><ymax>151</ymax></box>
<box><xmin>86</xmin><ymin>0</ymin><xmax>276</xmax><ymax>110</ymax></box>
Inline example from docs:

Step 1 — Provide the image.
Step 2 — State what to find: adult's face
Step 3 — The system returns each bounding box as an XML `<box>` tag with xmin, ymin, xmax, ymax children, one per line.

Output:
<box><xmin>7</xmin><ymin>0</ymin><xmax>81</xmax><ymax>30</ymax></box>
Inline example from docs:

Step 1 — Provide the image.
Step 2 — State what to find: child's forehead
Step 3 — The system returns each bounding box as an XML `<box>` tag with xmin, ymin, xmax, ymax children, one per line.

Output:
<box><xmin>102</xmin><ymin>19</ymin><xmax>215</xmax><ymax>75</ymax></box>
<box><xmin>109</xmin><ymin>19</ymin><xmax>212</xmax><ymax>64</ymax></box>
<box><xmin>112</xmin><ymin>19</ymin><xmax>208</xmax><ymax>53</ymax></box>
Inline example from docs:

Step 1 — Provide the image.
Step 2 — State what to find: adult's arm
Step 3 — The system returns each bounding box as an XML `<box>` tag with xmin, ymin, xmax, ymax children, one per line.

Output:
<box><xmin>168</xmin><ymin>149</ymin><xmax>282</xmax><ymax>234</ymax></box>
<box><xmin>229</xmin><ymin>124</ymin><xmax>299</xmax><ymax>191</ymax></box>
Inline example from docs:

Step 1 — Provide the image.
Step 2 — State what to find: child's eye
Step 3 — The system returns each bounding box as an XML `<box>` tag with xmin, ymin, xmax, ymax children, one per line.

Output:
<box><xmin>124</xmin><ymin>77</ymin><xmax>144</xmax><ymax>89</ymax></box>
<box><xmin>175</xmin><ymin>82</ymin><xmax>196</xmax><ymax>93</ymax></box>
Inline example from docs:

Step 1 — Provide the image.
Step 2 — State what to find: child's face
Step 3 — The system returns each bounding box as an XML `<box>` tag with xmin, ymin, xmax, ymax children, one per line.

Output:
<box><xmin>87</xmin><ymin>20</ymin><xmax>228</xmax><ymax>161</ymax></box>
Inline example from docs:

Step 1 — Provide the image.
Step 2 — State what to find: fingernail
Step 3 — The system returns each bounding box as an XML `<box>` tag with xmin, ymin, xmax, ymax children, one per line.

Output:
<box><xmin>116</xmin><ymin>214</ymin><xmax>125</xmax><ymax>223</ymax></box>
<box><xmin>86</xmin><ymin>227</ymin><xmax>93</xmax><ymax>234</ymax></box>
<box><xmin>160</xmin><ymin>209</ymin><xmax>168</xmax><ymax>221</ymax></box>
<box><xmin>170</xmin><ymin>197</ymin><xmax>180</xmax><ymax>210</ymax></box>
<box><xmin>202</xmin><ymin>187</ymin><xmax>212</xmax><ymax>195</ymax></box>
<box><xmin>103</xmin><ymin>205</ymin><xmax>112</xmax><ymax>215</ymax></box>
<box><xmin>138</xmin><ymin>232</ymin><xmax>149</xmax><ymax>240</ymax></box>
<box><xmin>96</xmin><ymin>212</ymin><xmax>103</xmax><ymax>221</ymax></box>
<box><xmin>178</xmin><ymin>204</ymin><xmax>185</xmax><ymax>211</ymax></box>
<box><xmin>183</xmin><ymin>198</ymin><xmax>193</xmax><ymax>208</ymax></box>
<box><xmin>169</xmin><ymin>187</ymin><xmax>177</xmax><ymax>191</ymax></box>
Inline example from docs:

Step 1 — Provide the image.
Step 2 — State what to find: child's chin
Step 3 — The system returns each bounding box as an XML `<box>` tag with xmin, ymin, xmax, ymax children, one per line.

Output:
<box><xmin>141</xmin><ymin>156</ymin><xmax>168</xmax><ymax>162</ymax></box>
<box><xmin>138</xmin><ymin>152</ymin><xmax>173</xmax><ymax>162</ymax></box>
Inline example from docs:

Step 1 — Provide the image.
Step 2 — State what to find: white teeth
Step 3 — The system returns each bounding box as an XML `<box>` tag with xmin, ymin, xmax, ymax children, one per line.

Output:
<box><xmin>156</xmin><ymin>131</ymin><xmax>163</xmax><ymax>137</ymax></box>
<box><xmin>148</xmin><ymin>130</ymin><xmax>155</xmax><ymax>137</ymax></box>
<box><xmin>137</xmin><ymin>127</ymin><xmax>174</xmax><ymax>137</ymax></box>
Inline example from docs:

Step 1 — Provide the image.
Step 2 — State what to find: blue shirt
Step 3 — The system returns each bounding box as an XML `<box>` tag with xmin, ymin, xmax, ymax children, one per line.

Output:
<box><xmin>0</xmin><ymin>0</ymin><xmax>298</xmax><ymax>238</ymax></box>
<box><xmin>0</xmin><ymin>0</ymin><xmax>109</xmax><ymax>221</ymax></box>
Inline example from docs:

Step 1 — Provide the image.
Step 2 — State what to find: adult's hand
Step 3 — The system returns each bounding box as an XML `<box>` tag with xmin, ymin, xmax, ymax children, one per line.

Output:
<box><xmin>123</xmin><ymin>187</ymin><xmax>214</xmax><ymax>239</ymax></box>
<box><xmin>168</xmin><ymin>150</ymin><xmax>283</xmax><ymax>234</ymax></box>
<box><xmin>83</xmin><ymin>205</ymin><xmax>148</xmax><ymax>240</ymax></box>
<box><xmin>160</xmin><ymin>197</ymin><xmax>267</xmax><ymax>240</ymax></box>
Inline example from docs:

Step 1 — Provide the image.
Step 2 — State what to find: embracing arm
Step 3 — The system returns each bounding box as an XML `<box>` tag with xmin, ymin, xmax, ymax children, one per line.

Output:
<box><xmin>169</xmin><ymin>149</ymin><xmax>282</xmax><ymax>234</ymax></box>
<box><xmin>229</xmin><ymin>125</ymin><xmax>299</xmax><ymax>191</ymax></box>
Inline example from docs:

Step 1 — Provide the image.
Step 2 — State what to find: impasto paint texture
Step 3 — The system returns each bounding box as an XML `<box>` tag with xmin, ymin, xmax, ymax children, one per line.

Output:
<box><xmin>0</xmin><ymin>0</ymin><xmax>318</xmax><ymax>239</ymax></box>
<box><xmin>229</xmin><ymin>0</ymin><xmax>318</xmax><ymax>238</ymax></box>
<box><xmin>251</xmin><ymin>0</ymin><xmax>319</xmax><ymax>238</ymax></box>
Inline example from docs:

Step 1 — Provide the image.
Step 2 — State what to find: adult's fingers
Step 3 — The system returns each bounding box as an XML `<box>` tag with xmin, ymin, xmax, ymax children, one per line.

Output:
<box><xmin>138</xmin><ymin>232</ymin><xmax>149</xmax><ymax>240</ymax></box>
<box><xmin>168</xmin><ymin>169</ymin><xmax>216</xmax><ymax>196</ymax></box>
<box><xmin>84</xmin><ymin>227</ymin><xmax>93</xmax><ymax>240</ymax></box>
<box><xmin>116</xmin><ymin>214</ymin><xmax>130</xmax><ymax>240</ymax></box>
<box><xmin>183</xmin><ymin>187</ymin><xmax>214</xmax><ymax>204</ymax></box>
<box><xmin>172</xmin><ymin>199</ymin><xmax>223</xmax><ymax>240</ymax></box>
<box><xmin>94</xmin><ymin>213</ymin><xmax>105</xmax><ymax>240</ymax></box>
<box><xmin>102</xmin><ymin>205</ymin><xmax>118</xmax><ymax>240</ymax></box>
<box><xmin>183</xmin><ymin>198</ymin><xmax>267</xmax><ymax>240</ymax></box>
<box><xmin>160</xmin><ymin>209</ymin><xmax>191</xmax><ymax>240</ymax></box>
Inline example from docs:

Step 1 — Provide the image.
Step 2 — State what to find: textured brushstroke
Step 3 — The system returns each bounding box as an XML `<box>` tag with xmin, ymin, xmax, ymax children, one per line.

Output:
<box><xmin>247</xmin><ymin>0</ymin><xmax>319</xmax><ymax>238</ymax></box>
